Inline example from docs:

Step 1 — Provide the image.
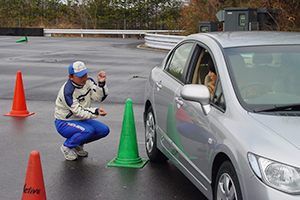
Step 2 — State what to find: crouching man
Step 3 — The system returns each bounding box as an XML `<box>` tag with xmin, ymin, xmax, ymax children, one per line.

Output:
<box><xmin>54</xmin><ymin>61</ymin><xmax>110</xmax><ymax>161</ymax></box>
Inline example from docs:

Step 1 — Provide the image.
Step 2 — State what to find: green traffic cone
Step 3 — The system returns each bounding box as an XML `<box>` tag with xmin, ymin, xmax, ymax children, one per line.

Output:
<box><xmin>107</xmin><ymin>98</ymin><xmax>148</xmax><ymax>168</ymax></box>
<box><xmin>166</xmin><ymin>103</ymin><xmax>197</xmax><ymax>159</ymax></box>
<box><xmin>167</xmin><ymin>103</ymin><xmax>185</xmax><ymax>153</ymax></box>
<box><xmin>16</xmin><ymin>36</ymin><xmax>28</xmax><ymax>43</ymax></box>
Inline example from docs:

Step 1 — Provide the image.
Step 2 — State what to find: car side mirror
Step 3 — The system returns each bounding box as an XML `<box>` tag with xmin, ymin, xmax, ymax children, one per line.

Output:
<box><xmin>180</xmin><ymin>84</ymin><xmax>211</xmax><ymax>115</ymax></box>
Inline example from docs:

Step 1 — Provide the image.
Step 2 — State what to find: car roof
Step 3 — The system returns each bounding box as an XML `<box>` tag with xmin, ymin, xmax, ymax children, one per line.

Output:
<box><xmin>186</xmin><ymin>31</ymin><xmax>300</xmax><ymax>48</ymax></box>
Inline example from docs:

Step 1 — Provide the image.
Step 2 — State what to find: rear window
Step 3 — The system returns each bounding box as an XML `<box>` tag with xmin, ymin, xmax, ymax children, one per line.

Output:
<box><xmin>165</xmin><ymin>43</ymin><xmax>193</xmax><ymax>81</ymax></box>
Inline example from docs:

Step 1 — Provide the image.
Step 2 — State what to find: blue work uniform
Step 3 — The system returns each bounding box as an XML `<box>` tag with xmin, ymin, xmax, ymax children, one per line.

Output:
<box><xmin>54</xmin><ymin>78</ymin><xmax>109</xmax><ymax>148</ymax></box>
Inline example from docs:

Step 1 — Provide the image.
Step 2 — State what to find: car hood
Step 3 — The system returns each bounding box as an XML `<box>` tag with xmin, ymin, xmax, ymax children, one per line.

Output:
<box><xmin>248</xmin><ymin>113</ymin><xmax>300</xmax><ymax>150</ymax></box>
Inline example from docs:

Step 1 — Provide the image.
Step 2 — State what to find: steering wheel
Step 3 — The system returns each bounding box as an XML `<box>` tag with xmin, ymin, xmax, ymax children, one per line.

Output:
<box><xmin>239</xmin><ymin>82</ymin><xmax>273</xmax><ymax>99</ymax></box>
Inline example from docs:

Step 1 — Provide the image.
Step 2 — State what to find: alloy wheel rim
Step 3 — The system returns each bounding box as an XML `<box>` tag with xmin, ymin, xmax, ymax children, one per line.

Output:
<box><xmin>145</xmin><ymin>112</ymin><xmax>155</xmax><ymax>153</ymax></box>
<box><xmin>217</xmin><ymin>173</ymin><xmax>237</xmax><ymax>200</ymax></box>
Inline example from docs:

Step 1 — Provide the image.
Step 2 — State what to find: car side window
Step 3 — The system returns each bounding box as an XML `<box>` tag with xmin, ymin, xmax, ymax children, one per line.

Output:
<box><xmin>189</xmin><ymin>46</ymin><xmax>213</xmax><ymax>86</ymax></box>
<box><xmin>186</xmin><ymin>44</ymin><xmax>226</xmax><ymax>111</ymax></box>
<box><xmin>165</xmin><ymin>43</ymin><xmax>194</xmax><ymax>81</ymax></box>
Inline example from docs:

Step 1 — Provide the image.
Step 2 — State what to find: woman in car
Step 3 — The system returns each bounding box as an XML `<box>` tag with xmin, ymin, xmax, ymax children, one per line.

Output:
<box><xmin>206</xmin><ymin>59</ymin><xmax>217</xmax><ymax>99</ymax></box>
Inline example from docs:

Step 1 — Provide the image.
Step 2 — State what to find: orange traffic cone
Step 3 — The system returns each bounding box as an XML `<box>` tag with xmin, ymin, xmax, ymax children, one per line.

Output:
<box><xmin>22</xmin><ymin>150</ymin><xmax>46</xmax><ymax>200</ymax></box>
<box><xmin>4</xmin><ymin>71</ymin><xmax>34</xmax><ymax>117</ymax></box>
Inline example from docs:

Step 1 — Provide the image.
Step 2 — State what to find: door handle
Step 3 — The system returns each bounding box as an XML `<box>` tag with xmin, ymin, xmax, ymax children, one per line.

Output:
<box><xmin>175</xmin><ymin>97</ymin><xmax>183</xmax><ymax>106</ymax></box>
<box><xmin>155</xmin><ymin>80</ymin><xmax>162</xmax><ymax>91</ymax></box>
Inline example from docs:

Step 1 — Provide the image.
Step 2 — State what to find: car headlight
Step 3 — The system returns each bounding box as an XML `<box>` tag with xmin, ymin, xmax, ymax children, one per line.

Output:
<box><xmin>248</xmin><ymin>153</ymin><xmax>300</xmax><ymax>194</ymax></box>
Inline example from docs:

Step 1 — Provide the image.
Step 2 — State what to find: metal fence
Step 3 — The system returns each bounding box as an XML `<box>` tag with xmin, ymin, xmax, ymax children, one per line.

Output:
<box><xmin>43</xmin><ymin>29</ymin><xmax>185</xmax><ymax>50</ymax></box>
<box><xmin>0</xmin><ymin>18</ymin><xmax>173</xmax><ymax>30</ymax></box>
<box><xmin>44</xmin><ymin>29</ymin><xmax>184</xmax><ymax>38</ymax></box>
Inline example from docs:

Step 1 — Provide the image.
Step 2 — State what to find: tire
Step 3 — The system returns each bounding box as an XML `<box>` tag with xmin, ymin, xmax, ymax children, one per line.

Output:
<box><xmin>214</xmin><ymin>161</ymin><xmax>243</xmax><ymax>200</ymax></box>
<box><xmin>145</xmin><ymin>106</ymin><xmax>168</xmax><ymax>162</ymax></box>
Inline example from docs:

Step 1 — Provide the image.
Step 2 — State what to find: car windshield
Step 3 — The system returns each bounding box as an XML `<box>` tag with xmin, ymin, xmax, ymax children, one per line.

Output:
<box><xmin>225</xmin><ymin>45</ymin><xmax>300</xmax><ymax>112</ymax></box>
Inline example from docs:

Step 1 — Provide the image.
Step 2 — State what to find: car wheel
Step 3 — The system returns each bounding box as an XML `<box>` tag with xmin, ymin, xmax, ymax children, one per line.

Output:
<box><xmin>214</xmin><ymin>161</ymin><xmax>242</xmax><ymax>200</ymax></box>
<box><xmin>145</xmin><ymin>106</ymin><xmax>168</xmax><ymax>162</ymax></box>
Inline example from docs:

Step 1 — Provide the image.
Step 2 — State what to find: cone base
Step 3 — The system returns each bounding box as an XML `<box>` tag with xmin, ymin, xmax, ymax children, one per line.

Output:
<box><xmin>4</xmin><ymin>111</ymin><xmax>35</xmax><ymax>117</ymax></box>
<box><xmin>16</xmin><ymin>40</ymin><xmax>28</xmax><ymax>43</ymax></box>
<box><xmin>107</xmin><ymin>157</ymin><xmax>148</xmax><ymax>168</ymax></box>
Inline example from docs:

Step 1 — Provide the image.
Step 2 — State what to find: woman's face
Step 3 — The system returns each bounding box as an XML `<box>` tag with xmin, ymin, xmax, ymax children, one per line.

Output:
<box><xmin>208</xmin><ymin>71</ymin><xmax>217</xmax><ymax>83</ymax></box>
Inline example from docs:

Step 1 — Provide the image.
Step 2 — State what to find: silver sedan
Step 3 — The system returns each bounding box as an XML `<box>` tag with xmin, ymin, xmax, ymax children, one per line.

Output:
<box><xmin>143</xmin><ymin>31</ymin><xmax>300</xmax><ymax>200</ymax></box>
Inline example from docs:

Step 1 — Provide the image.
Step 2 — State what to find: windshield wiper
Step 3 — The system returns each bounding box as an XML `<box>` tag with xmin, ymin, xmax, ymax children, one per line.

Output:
<box><xmin>254</xmin><ymin>104</ymin><xmax>300</xmax><ymax>113</ymax></box>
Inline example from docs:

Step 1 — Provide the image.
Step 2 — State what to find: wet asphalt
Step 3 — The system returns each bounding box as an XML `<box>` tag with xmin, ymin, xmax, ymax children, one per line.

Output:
<box><xmin>0</xmin><ymin>36</ymin><xmax>207</xmax><ymax>199</ymax></box>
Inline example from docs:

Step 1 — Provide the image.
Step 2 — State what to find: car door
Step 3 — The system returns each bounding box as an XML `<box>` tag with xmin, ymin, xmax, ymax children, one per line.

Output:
<box><xmin>169</xmin><ymin>44</ymin><xmax>222</xmax><ymax>196</ymax></box>
<box><xmin>153</xmin><ymin>42</ymin><xmax>195</xmax><ymax>143</ymax></box>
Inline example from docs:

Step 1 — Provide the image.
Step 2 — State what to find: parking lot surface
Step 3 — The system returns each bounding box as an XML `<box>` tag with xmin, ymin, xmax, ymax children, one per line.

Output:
<box><xmin>0</xmin><ymin>36</ymin><xmax>207</xmax><ymax>199</ymax></box>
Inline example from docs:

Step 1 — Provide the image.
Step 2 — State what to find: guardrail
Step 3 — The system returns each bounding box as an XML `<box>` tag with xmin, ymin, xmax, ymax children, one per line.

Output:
<box><xmin>43</xmin><ymin>29</ymin><xmax>186</xmax><ymax>50</ymax></box>
<box><xmin>44</xmin><ymin>29</ymin><xmax>184</xmax><ymax>38</ymax></box>
<box><xmin>144</xmin><ymin>33</ymin><xmax>185</xmax><ymax>50</ymax></box>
